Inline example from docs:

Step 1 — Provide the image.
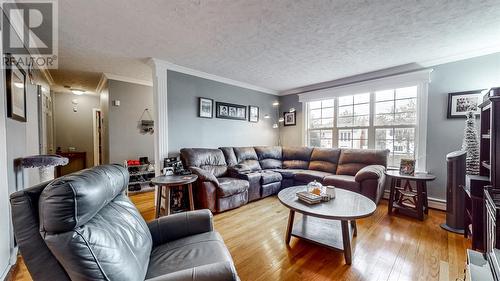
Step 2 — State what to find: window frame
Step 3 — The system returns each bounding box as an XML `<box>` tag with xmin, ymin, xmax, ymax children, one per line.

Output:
<box><xmin>300</xmin><ymin>70</ymin><xmax>431</xmax><ymax>172</ymax></box>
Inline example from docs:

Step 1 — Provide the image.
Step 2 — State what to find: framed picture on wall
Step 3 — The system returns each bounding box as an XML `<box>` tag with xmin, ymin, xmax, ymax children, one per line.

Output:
<box><xmin>5</xmin><ymin>54</ymin><xmax>27</xmax><ymax>122</ymax></box>
<box><xmin>216</xmin><ymin>102</ymin><xmax>246</xmax><ymax>120</ymax></box>
<box><xmin>283</xmin><ymin>111</ymin><xmax>296</xmax><ymax>126</ymax></box>
<box><xmin>198</xmin><ymin>97</ymin><xmax>213</xmax><ymax>118</ymax></box>
<box><xmin>248</xmin><ymin>105</ymin><xmax>259</xmax><ymax>122</ymax></box>
<box><xmin>447</xmin><ymin>90</ymin><xmax>483</xmax><ymax>118</ymax></box>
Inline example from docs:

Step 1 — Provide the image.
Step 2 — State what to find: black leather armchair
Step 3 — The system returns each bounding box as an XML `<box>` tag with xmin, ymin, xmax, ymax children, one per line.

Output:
<box><xmin>10</xmin><ymin>164</ymin><xmax>239</xmax><ymax>281</ymax></box>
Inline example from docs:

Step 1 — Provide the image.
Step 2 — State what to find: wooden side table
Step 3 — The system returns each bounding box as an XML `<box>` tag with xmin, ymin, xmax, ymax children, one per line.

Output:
<box><xmin>151</xmin><ymin>174</ymin><xmax>198</xmax><ymax>218</ymax></box>
<box><xmin>386</xmin><ymin>170</ymin><xmax>436</xmax><ymax>221</ymax></box>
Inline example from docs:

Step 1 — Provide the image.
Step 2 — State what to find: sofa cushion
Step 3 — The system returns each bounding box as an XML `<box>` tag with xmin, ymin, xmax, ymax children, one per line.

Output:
<box><xmin>43</xmin><ymin>194</ymin><xmax>153</xmax><ymax>281</ymax></box>
<box><xmin>323</xmin><ymin>175</ymin><xmax>360</xmax><ymax>192</ymax></box>
<box><xmin>219</xmin><ymin>147</ymin><xmax>238</xmax><ymax>166</ymax></box>
<box><xmin>308</xmin><ymin>148</ymin><xmax>341</xmax><ymax>173</ymax></box>
<box><xmin>146</xmin><ymin>231</ymin><xmax>234</xmax><ymax>279</ymax></box>
<box><xmin>294</xmin><ymin>170</ymin><xmax>333</xmax><ymax>183</ymax></box>
<box><xmin>282</xmin><ymin>147</ymin><xmax>313</xmax><ymax>169</ymax></box>
<box><xmin>260</xmin><ymin>171</ymin><xmax>283</xmax><ymax>185</ymax></box>
<box><xmin>217</xmin><ymin>177</ymin><xmax>249</xmax><ymax>198</ymax></box>
<box><xmin>39</xmin><ymin>164</ymin><xmax>128</xmax><ymax>232</ymax></box>
<box><xmin>272</xmin><ymin>169</ymin><xmax>309</xmax><ymax>179</ymax></box>
<box><xmin>336</xmin><ymin>149</ymin><xmax>389</xmax><ymax>176</ymax></box>
<box><xmin>255</xmin><ymin>146</ymin><xmax>282</xmax><ymax>169</ymax></box>
<box><xmin>181</xmin><ymin>148</ymin><xmax>228</xmax><ymax>177</ymax></box>
<box><xmin>233</xmin><ymin>147</ymin><xmax>262</xmax><ymax>172</ymax></box>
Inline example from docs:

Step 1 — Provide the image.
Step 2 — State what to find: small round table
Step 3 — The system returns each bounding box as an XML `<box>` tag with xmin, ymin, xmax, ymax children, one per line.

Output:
<box><xmin>385</xmin><ymin>170</ymin><xmax>436</xmax><ymax>221</ymax></box>
<box><xmin>278</xmin><ymin>186</ymin><xmax>376</xmax><ymax>265</ymax></box>
<box><xmin>151</xmin><ymin>174</ymin><xmax>198</xmax><ymax>218</ymax></box>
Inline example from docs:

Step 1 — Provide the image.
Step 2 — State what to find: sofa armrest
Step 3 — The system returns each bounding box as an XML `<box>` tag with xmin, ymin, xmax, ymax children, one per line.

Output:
<box><xmin>354</xmin><ymin>165</ymin><xmax>385</xmax><ymax>182</ymax></box>
<box><xmin>145</xmin><ymin>261</ymin><xmax>239</xmax><ymax>281</ymax></box>
<box><xmin>227</xmin><ymin>164</ymin><xmax>252</xmax><ymax>175</ymax></box>
<box><xmin>148</xmin><ymin>209</ymin><xmax>214</xmax><ymax>246</ymax></box>
<box><xmin>189</xmin><ymin>166</ymin><xmax>219</xmax><ymax>185</ymax></box>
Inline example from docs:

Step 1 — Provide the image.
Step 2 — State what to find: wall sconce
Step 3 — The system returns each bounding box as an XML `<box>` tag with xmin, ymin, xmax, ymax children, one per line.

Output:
<box><xmin>72</xmin><ymin>99</ymin><xmax>79</xmax><ymax>112</ymax></box>
<box><xmin>289</xmin><ymin>107</ymin><xmax>296</xmax><ymax>112</ymax></box>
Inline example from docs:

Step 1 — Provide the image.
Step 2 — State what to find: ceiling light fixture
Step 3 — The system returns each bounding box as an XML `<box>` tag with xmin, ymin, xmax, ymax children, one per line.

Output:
<box><xmin>272</xmin><ymin>101</ymin><xmax>279</xmax><ymax>106</ymax></box>
<box><xmin>71</xmin><ymin>89</ymin><xmax>85</xmax><ymax>95</ymax></box>
<box><xmin>13</xmin><ymin>82</ymin><xmax>24</xmax><ymax>89</ymax></box>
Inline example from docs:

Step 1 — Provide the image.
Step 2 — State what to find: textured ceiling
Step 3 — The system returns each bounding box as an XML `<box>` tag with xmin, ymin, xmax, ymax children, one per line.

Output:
<box><xmin>51</xmin><ymin>0</ymin><xmax>500</xmax><ymax>93</ymax></box>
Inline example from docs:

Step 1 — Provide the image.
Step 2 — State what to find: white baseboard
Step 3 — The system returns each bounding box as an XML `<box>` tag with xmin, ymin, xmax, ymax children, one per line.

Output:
<box><xmin>383</xmin><ymin>190</ymin><xmax>446</xmax><ymax>211</ymax></box>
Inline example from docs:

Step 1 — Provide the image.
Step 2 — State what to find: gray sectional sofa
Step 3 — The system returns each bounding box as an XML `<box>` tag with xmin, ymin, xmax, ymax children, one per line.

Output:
<box><xmin>181</xmin><ymin>146</ymin><xmax>389</xmax><ymax>213</ymax></box>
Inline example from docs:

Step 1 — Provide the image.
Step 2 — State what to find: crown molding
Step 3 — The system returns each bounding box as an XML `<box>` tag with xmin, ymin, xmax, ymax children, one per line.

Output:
<box><xmin>419</xmin><ymin>45</ymin><xmax>500</xmax><ymax>68</ymax></box>
<box><xmin>95</xmin><ymin>73</ymin><xmax>107</xmax><ymax>94</ymax></box>
<box><xmin>103</xmin><ymin>73</ymin><xmax>153</xmax><ymax>87</ymax></box>
<box><xmin>149</xmin><ymin>58</ymin><xmax>278</xmax><ymax>95</ymax></box>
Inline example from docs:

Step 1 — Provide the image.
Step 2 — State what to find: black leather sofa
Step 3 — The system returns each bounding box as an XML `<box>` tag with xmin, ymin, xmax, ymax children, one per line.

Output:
<box><xmin>10</xmin><ymin>164</ymin><xmax>239</xmax><ymax>281</ymax></box>
<box><xmin>181</xmin><ymin>146</ymin><xmax>389</xmax><ymax>213</ymax></box>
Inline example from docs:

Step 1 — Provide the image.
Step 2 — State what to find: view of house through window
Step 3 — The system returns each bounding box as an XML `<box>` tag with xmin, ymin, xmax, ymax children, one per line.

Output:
<box><xmin>306</xmin><ymin>86</ymin><xmax>418</xmax><ymax>167</ymax></box>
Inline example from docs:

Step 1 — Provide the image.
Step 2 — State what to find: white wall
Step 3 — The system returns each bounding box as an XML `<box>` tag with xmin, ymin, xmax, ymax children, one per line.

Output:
<box><xmin>0</xmin><ymin>31</ymin><xmax>12</xmax><ymax>281</ymax></box>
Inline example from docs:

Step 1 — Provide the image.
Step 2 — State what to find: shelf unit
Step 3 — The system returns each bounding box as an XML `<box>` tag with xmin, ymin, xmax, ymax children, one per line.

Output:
<box><xmin>124</xmin><ymin>162</ymin><xmax>156</xmax><ymax>194</ymax></box>
<box><xmin>464</xmin><ymin>87</ymin><xmax>500</xmax><ymax>253</ymax></box>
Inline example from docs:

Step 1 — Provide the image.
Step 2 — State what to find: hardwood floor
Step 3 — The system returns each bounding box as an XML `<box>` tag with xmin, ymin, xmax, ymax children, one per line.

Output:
<box><xmin>13</xmin><ymin>191</ymin><xmax>469</xmax><ymax>281</ymax></box>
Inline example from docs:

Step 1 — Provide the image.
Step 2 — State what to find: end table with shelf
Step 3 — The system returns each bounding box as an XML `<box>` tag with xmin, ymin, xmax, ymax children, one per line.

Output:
<box><xmin>386</xmin><ymin>170</ymin><xmax>436</xmax><ymax>221</ymax></box>
<box><xmin>151</xmin><ymin>174</ymin><xmax>198</xmax><ymax>218</ymax></box>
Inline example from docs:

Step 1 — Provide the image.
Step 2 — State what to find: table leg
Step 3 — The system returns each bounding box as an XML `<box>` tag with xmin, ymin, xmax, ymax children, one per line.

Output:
<box><xmin>423</xmin><ymin>181</ymin><xmax>429</xmax><ymax>215</ymax></box>
<box><xmin>388</xmin><ymin>177</ymin><xmax>396</xmax><ymax>214</ymax></box>
<box><xmin>351</xmin><ymin>220</ymin><xmax>357</xmax><ymax>237</ymax></box>
<box><xmin>416</xmin><ymin>180</ymin><xmax>424</xmax><ymax>221</ymax></box>
<box><xmin>165</xmin><ymin>187</ymin><xmax>171</xmax><ymax>216</ymax></box>
<box><xmin>285</xmin><ymin>210</ymin><xmax>295</xmax><ymax>244</ymax></box>
<box><xmin>187</xmin><ymin>183</ymin><xmax>195</xmax><ymax>211</ymax></box>
<box><xmin>341</xmin><ymin>220</ymin><xmax>352</xmax><ymax>265</ymax></box>
<box><xmin>155</xmin><ymin>185</ymin><xmax>162</xmax><ymax>219</ymax></box>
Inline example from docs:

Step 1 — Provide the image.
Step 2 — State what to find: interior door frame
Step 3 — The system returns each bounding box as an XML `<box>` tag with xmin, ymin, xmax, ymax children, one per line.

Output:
<box><xmin>92</xmin><ymin>108</ymin><xmax>101</xmax><ymax>166</ymax></box>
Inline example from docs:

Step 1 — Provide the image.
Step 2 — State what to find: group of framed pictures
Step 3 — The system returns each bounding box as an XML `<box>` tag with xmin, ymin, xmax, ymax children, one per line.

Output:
<box><xmin>198</xmin><ymin>97</ymin><xmax>260</xmax><ymax>122</ymax></box>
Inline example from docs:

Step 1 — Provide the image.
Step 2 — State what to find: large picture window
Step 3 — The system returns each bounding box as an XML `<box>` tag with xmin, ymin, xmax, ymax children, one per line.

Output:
<box><xmin>305</xmin><ymin>86</ymin><xmax>421</xmax><ymax>168</ymax></box>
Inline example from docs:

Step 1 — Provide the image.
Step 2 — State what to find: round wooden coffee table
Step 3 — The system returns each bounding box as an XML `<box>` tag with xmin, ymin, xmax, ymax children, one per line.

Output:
<box><xmin>278</xmin><ymin>186</ymin><xmax>376</xmax><ymax>265</ymax></box>
<box><xmin>151</xmin><ymin>174</ymin><xmax>198</xmax><ymax>218</ymax></box>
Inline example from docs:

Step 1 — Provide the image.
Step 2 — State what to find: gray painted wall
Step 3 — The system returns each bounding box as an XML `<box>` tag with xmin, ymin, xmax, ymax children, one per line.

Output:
<box><xmin>426</xmin><ymin>52</ymin><xmax>500</xmax><ymax>199</ymax></box>
<box><xmin>167</xmin><ymin>70</ymin><xmax>279</xmax><ymax>156</ymax></box>
<box><xmin>54</xmin><ymin>92</ymin><xmax>100</xmax><ymax>167</ymax></box>
<box><xmin>108</xmin><ymin>79</ymin><xmax>154</xmax><ymax>164</ymax></box>
<box><xmin>279</xmin><ymin>94</ymin><xmax>303</xmax><ymax>147</ymax></box>
<box><xmin>279</xmin><ymin>52</ymin><xmax>500</xmax><ymax>201</ymax></box>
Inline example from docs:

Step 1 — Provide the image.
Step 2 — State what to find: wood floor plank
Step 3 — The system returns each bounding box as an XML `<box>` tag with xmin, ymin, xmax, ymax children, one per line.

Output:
<box><xmin>12</xmin><ymin>191</ymin><xmax>469</xmax><ymax>281</ymax></box>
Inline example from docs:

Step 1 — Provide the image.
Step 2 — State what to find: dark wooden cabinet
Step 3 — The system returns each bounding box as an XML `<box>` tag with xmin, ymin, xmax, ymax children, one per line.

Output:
<box><xmin>464</xmin><ymin>88</ymin><xmax>500</xmax><ymax>253</ymax></box>
<box><xmin>56</xmin><ymin>152</ymin><xmax>87</xmax><ymax>177</ymax></box>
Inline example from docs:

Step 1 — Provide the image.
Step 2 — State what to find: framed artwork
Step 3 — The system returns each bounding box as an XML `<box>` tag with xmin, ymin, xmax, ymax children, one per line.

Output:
<box><xmin>198</xmin><ymin>97</ymin><xmax>213</xmax><ymax>118</ymax></box>
<box><xmin>216</xmin><ymin>102</ymin><xmax>246</xmax><ymax>120</ymax></box>
<box><xmin>399</xmin><ymin>159</ymin><xmax>415</xmax><ymax>176</ymax></box>
<box><xmin>447</xmin><ymin>90</ymin><xmax>483</xmax><ymax>118</ymax></box>
<box><xmin>248</xmin><ymin>105</ymin><xmax>259</xmax><ymax>122</ymax></box>
<box><xmin>5</xmin><ymin>55</ymin><xmax>27</xmax><ymax>122</ymax></box>
<box><xmin>283</xmin><ymin>111</ymin><xmax>296</xmax><ymax>126</ymax></box>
